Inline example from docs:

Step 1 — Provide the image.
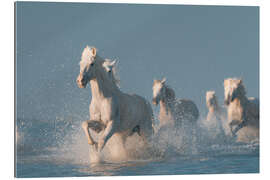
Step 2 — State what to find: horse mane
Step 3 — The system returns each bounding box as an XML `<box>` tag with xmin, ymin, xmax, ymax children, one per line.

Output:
<box><xmin>237</xmin><ymin>81</ymin><xmax>246</xmax><ymax>97</ymax></box>
<box><xmin>164</xmin><ymin>85</ymin><xmax>176</xmax><ymax>101</ymax></box>
<box><xmin>104</xmin><ymin>59</ymin><xmax>121</xmax><ymax>88</ymax></box>
<box><xmin>81</xmin><ymin>46</ymin><xmax>120</xmax><ymax>90</ymax></box>
<box><xmin>85</xmin><ymin>53</ymin><xmax>119</xmax><ymax>92</ymax></box>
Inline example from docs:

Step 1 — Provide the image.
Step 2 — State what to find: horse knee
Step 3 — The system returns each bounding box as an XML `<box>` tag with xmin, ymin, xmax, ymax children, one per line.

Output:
<box><xmin>81</xmin><ymin>121</ymin><xmax>89</xmax><ymax>129</ymax></box>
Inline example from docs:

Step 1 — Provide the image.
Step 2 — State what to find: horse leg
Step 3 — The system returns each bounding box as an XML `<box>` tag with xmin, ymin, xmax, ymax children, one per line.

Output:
<box><xmin>107</xmin><ymin>133</ymin><xmax>128</xmax><ymax>161</ymax></box>
<box><xmin>139</xmin><ymin>123</ymin><xmax>154</xmax><ymax>145</ymax></box>
<box><xmin>232</xmin><ymin>120</ymin><xmax>247</xmax><ymax>136</ymax></box>
<box><xmin>229</xmin><ymin>120</ymin><xmax>240</xmax><ymax>137</ymax></box>
<box><xmin>97</xmin><ymin>120</ymin><xmax>116</xmax><ymax>152</ymax></box>
<box><xmin>81</xmin><ymin>120</ymin><xmax>96</xmax><ymax>146</ymax></box>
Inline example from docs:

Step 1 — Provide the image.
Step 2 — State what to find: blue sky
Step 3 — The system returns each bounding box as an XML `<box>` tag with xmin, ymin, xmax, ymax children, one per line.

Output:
<box><xmin>16</xmin><ymin>2</ymin><xmax>259</xmax><ymax>121</ymax></box>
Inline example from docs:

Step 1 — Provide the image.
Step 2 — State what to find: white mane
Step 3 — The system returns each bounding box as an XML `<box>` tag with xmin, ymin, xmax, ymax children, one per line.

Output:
<box><xmin>103</xmin><ymin>59</ymin><xmax>120</xmax><ymax>88</ymax></box>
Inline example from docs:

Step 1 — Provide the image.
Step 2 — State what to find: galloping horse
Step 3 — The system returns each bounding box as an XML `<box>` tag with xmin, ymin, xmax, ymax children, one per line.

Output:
<box><xmin>152</xmin><ymin>78</ymin><xmax>199</xmax><ymax>129</ymax></box>
<box><xmin>76</xmin><ymin>46</ymin><xmax>154</xmax><ymax>154</ymax></box>
<box><xmin>206</xmin><ymin>91</ymin><xmax>223</xmax><ymax>122</ymax></box>
<box><xmin>224</xmin><ymin>78</ymin><xmax>259</xmax><ymax>142</ymax></box>
<box><xmin>205</xmin><ymin>91</ymin><xmax>228</xmax><ymax>139</ymax></box>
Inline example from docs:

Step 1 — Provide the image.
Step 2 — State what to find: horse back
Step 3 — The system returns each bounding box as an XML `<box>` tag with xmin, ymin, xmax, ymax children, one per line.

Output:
<box><xmin>175</xmin><ymin>99</ymin><xmax>199</xmax><ymax>122</ymax></box>
<box><xmin>118</xmin><ymin>93</ymin><xmax>153</xmax><ymax>130</ymax></box>
<box><xmin>246</xmin><ymin>97</ymin><xmax>259</xmax><ymax>127</ymax></box>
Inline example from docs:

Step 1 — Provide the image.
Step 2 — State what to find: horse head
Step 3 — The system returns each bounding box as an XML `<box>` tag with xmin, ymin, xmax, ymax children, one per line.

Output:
<box><xmin>76</xmin><ymin>46</ymin><xmax>102</xmax><ymax>88</ymax></box>
<box><xmin>206</xmin><ymin>91</ymin><xmax>218</xmax><ymax>109</ymax></box>
<box><xmin>224</xmin><ymin>78</ymin><xmax>245</xmax><ymax>105</ymax></box>
<box><xmin>152</xmin><ymin>78</ymin><xmax>167</xmax><ymax>105</ymax></box>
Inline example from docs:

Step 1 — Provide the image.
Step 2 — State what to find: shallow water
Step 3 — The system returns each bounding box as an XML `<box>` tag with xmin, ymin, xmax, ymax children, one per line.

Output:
<box><xmin>17</xmin><ymin>153</ymin><xmax>259</xmax><ymax>177</ymax></box>
<box><xmin>15</xmin><ymin>118</ymin><xmax>259</xmax><ymax>177</ymax></box>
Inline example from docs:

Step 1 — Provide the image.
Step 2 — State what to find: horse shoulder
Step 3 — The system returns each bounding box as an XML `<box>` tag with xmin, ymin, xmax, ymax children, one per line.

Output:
<box><xmin>100</xmin><ymin>96</ymin><xmax>120</xmax><ymax>124</ymax></box>
<box><xmin>121</xmin><ymin>93</ymin><xmax>147</xmax><ymax>109</ymax></box>
<box><xmin>227</xmin><ymin>100</ymin><xmax>245</xmax><ymax>124</ymax></box>
<box><xmin>178</xmin><ymin>99</ymin><xmax>199</xmax><ymax>113</ymax></box>
<box><xmin>89</xmin><ymin>100</ymin><xmax>101</xmax><ymax>120</ymax></box>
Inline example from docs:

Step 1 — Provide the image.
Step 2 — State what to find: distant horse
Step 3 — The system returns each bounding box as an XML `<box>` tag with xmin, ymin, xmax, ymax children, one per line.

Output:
<box><xmin>152</xmin><ymin>78</ymin><xmax>199</xmax><ymax>129</ymax></box>
<box><xmin>206</xmin><ymin>91</ymin><xmax>226</xmax><ymax>122</ymax></box>
<box><xmin>205</xmin><ymin>91</ymin><xmax>228</xmax><ymax>139</ymax></box>
<box><xmin>77</xmin><ymin>46</ymin><xmax>154</xmax><ymax>156</ymax></box>
<box><xmin>224</xmin><ymin>78</ymin><xmax>259</xmax><ymax>142</ymax></box>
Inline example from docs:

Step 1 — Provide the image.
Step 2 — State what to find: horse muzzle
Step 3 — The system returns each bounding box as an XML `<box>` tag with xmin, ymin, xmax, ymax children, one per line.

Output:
<box><xmin>76</xmin><ymin>76</ymin><xmax>86</xmax><ymax>88</ymax></box>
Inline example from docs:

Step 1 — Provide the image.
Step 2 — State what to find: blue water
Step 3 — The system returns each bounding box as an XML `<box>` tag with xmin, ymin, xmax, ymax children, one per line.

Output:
<box><xmin>15</xmin><ymin>118</ymin><xmax>259</xmax><ymax>177</ymax></box>
<box><xmin>17</xmin><ymin>154</ymin><xmax>259</xmax><ymax>177</ymax></box>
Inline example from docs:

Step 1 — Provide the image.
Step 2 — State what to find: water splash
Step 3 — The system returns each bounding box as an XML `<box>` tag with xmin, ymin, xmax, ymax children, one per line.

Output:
<box><xmin>16</xmin><ymin>109</ymin><xmax>259</xmax><ymax>171</ymax></box>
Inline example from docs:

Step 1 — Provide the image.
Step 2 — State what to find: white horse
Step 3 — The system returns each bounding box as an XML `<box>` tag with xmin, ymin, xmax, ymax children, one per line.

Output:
<box><xmin>205</xmin><ymin>91</ymin><xmax>228</xmax><ymax>139</ymax></box>
<box><xmin>77</xmin><ymin>46</ymin><xmax>154</xmax><ymax>155</ymax></box>
<box><xmin>152</xmin><ymin>78</ymin><xmax>199</xmax><ymax>129</ymax></box>
<box><xmin>206</xmin><ymin>91</ymin><xmax>227</xmax><ymax>123</ymax></box>
<box><xmin>224</xmin><ymin>78</ymin><xmax>259</xmax><ymax>142</ymax></box>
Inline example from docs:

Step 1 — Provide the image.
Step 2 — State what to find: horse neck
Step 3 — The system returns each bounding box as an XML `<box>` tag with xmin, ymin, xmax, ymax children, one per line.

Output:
<box><xmin>208</xmin><ymin>103</ymin><xmax>221</xmax><ymax>114</ymax></box>
<box><xmin>90</xmin><ymin>67</ymin><xmax>120</xmax><ymax>99</ymax></box>
<box><xmin>159</xmin><ymin>98</ymin><xmax>175</xmax><ymax>125</ymax></box>
<box><xmin>234</xmin><ymin>93</ymin><xmax>249</xmax><ymax>107</ymax></box>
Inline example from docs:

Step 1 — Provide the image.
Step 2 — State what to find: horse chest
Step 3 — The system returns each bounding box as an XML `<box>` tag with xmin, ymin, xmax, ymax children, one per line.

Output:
<box><xmin>90</xmin><ymin>98</ymin><xmax>116</xmax><ymax>123</ymax></box>
<box><xmin>159</xmin><ymin>107</ymin><xmax>175</xmax><ymax>126</ymax></box>
<box><xmin>228</xmin><ymin>101</ymin><xmax>243</xmax><ymax>120</ymax></box>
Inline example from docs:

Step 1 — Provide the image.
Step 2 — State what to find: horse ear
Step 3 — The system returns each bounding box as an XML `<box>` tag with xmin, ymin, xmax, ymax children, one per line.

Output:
<box><xmin>161</xmin><ymin>78</ymin><xmax>166</xmax><ymax>84</ymax></box>
<box><xmin>91</xmin><ymin>47</ymin><xmax>97</xmax><ymax>57</ymax></box>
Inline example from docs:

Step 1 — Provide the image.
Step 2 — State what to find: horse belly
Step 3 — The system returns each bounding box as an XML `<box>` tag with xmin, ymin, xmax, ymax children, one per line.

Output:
<box><xmin>118</xmin><ymin>105</ymin><xmax>141</xmax><ymax>131</ymax></box>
